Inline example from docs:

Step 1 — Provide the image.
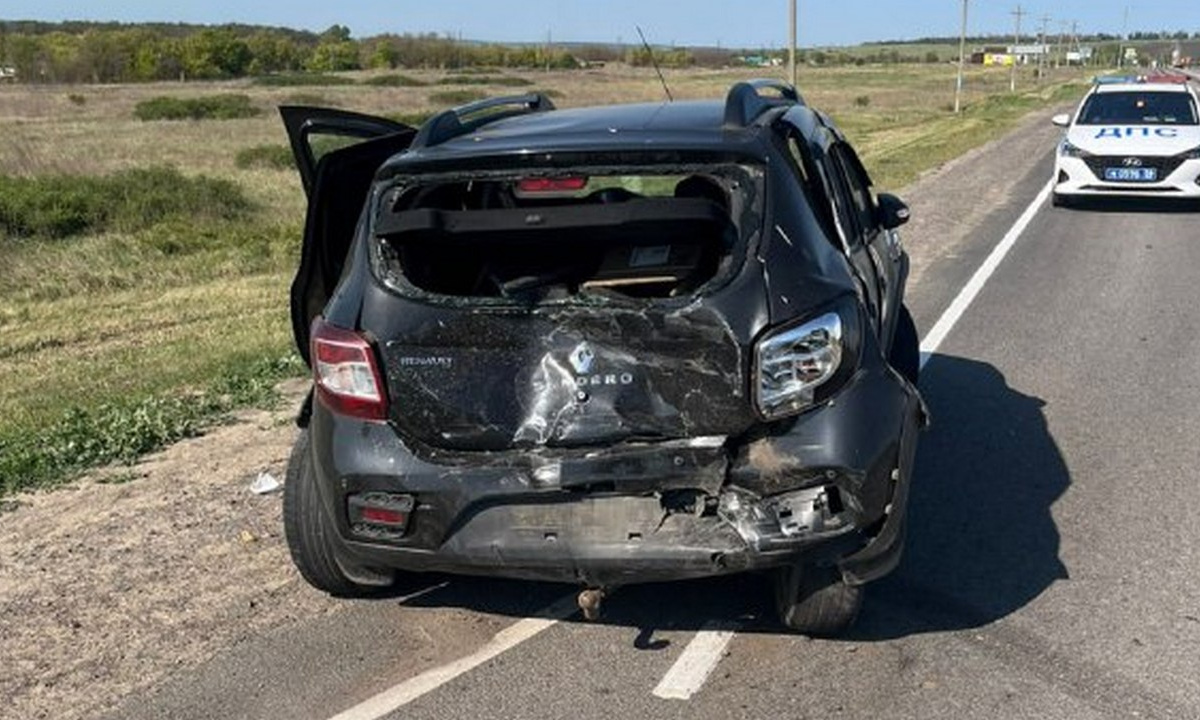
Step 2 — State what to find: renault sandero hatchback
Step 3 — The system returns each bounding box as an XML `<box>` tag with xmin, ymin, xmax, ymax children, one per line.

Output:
<box><xmin>280</xmin><ymin>80</ymin><xmax>925</xmax><ymax>636</ymax></box>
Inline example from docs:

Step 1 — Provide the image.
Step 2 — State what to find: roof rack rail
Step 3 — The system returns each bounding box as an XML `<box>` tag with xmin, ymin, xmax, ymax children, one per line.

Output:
<box><xmin>724</xmin><ymin>79</ymin><xmax>805</xmax><ymax>128</ymax></box>
<box><xmin>411</xmin><ymin>92</ymin><xmax>557</xmax><ymax>149</ymax></box>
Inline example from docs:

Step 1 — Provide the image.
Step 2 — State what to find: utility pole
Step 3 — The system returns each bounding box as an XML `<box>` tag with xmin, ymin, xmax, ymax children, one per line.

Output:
<box><xmin>789</xmin><ymin>0</ymin><xmax>797</xmax><ymax>88</ymax></box>
<box><xmin>1117</xmin><ymin>5</ymin><xmax>1129</xmax><ymax>68</ymax></box>
<box><xmin>1037</xmin><ymin>14</ymin><xmax>1050</xmax><ymax>81</ymax></box>
<box><xmin>1010</xmin><ymin>5</ymin><xmax>1025</xmax><ymax>92</ymax></box>
<box><xmin>955</xmin><ymin>0</ymin><xmax>969</xmax><ymax>114</ymax></box>
<box><xmin>1056</xmin><ymin>21</ymin><xmax>1068</xmax><ymax>68</ymax></box>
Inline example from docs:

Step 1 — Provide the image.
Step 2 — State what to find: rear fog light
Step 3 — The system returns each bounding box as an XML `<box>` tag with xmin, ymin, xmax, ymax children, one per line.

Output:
<box><xmin>348</xmin><ymin>492</ymin><xmax>414</xmax><ymax>539</ymax></box>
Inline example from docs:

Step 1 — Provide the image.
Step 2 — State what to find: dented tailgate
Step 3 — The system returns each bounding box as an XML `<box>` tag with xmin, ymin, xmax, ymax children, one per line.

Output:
<box><xmin>372</xmin><ymin>301</ymin><xmax>762</xmax><ymax>451</ymax></box>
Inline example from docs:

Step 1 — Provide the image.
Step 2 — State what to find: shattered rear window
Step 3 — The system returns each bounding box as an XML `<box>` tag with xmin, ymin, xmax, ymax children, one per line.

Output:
<box><xmin>370</xmin><ymin>165</ymin><xmax>760</xmax><ymax>302</ymax></box>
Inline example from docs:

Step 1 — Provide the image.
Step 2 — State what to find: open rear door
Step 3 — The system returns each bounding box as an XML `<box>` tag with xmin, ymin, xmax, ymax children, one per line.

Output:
<box><xmin>279</xmin><ymin>107</ymin><xmax>416</xmax><ymax>364</ymax></box>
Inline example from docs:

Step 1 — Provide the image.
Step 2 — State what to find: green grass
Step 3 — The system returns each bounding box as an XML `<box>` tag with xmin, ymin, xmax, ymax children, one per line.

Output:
<box><xmin>0</xmin><ymin>167</ymin><xmax>251</xmax><ymax>239</ymax></box>
<box><xmin>0</xmin><ymin>209</ymin><xmax>302</xmax><ymax>495</ymax></box>
<box><xmin>364</xmin><ymin>74</ymin><xmax>428</xmax><ymax>87</ymax></box>
<box><xmin>235</xmin><ymin>144</ymin><xmax>295</xmax><ymax>171</ymax></box>
<box><xmin>0</xmin><ymin>352</ymin><xmax>303</xmax><ymax>495</ymax></box>
<box><xmin>252</xmin><ymin>73</ymin><xmax>356</xmax><ymax>87</ymax></box>
<box><xmin>134</xmin><ymin>94</ymin><xmax>262</xmax><ymax>121</ymax></box>
<box><xmin>834</xmin><ymin>77</ymin><xmax>1088</xmax><ymax>190</ymax></box>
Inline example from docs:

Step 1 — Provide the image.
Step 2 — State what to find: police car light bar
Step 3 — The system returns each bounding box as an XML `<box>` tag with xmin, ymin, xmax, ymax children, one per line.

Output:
<box><xmin>1093</xmin><ymin>73</ymin><xmax>1191</xmax><ymax>86</ymax></box>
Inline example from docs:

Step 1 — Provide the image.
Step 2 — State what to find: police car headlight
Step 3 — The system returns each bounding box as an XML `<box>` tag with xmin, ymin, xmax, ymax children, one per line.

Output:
<box><xmin>1060</xmin><ymin>140</ymin><xmax>1091</xmax><ymax>159</ymax></box>
<box><xmin>1180</xmin><ymin>145</ymin><xmax>1200</xmax><ymax>160</ymax></box>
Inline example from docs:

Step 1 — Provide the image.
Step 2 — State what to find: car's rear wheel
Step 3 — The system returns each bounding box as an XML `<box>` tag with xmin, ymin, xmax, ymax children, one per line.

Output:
<box><xmin>774</xmin><ymin>563</ymin><xmax>863</xmax><ymax>637</ymax></box>
<box><xmin>284</xmin><ymin>429</ymin><xmax>393</xmax><ymax>596</ymax></box>
<box><xmin>889</xmin><ymin>304</ymin><xmax>920</xmax><ymax>386</ymax></box>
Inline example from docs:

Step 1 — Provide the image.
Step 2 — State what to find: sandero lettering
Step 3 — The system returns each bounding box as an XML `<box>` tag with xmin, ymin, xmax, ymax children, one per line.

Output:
<box><xmin>575</xmin><ymin>373</ymin><xmax>635</xmax><ymax>387</ymax></box>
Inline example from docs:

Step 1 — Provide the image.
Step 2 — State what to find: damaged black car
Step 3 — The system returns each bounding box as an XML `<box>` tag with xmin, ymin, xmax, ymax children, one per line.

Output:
<box><xmin>279</xmin><ymin>80</ymin><xmax>925</xmax><ymax>636</ymax></box>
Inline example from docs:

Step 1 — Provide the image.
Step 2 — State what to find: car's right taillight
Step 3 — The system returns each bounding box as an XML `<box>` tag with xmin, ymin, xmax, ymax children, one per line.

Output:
<box><xmin>754</xmin><ymin>301</ymin><xmax>860</xmax><ymax>420</ymax></box>
<box><xmin>311</xmin><ymin>318</ymin><xmax>387</xmax><ymax>421</ymax></box>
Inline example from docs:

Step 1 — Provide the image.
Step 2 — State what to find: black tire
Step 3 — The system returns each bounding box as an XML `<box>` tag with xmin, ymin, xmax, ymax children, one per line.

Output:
<box><xmin>889</xmin><ymin>304</ymin><xmax>920</xmax><ymax>386</ymax></box>
<box><xmin>283</xmin><ymin>431</ymin><xmax>386</xmax><ymax>596</ymax></box>
<box><xmin>774</xmin><ymin>564</ymin><xmax>863</xmax><ymax>637</ymax></box>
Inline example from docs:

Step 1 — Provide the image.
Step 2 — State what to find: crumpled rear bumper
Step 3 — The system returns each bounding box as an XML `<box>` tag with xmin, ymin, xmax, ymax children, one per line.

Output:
<box><xmin>308</xmin><ymin>363</ymin><xmax>924</xmax><ymax>587</ymax></box>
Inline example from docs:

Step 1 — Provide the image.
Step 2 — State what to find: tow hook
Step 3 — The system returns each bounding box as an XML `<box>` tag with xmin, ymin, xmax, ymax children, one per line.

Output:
<box><xmin>577</xmin><ymin>587</ymin><xmax>606</xmax><ymax>621</ymax></box>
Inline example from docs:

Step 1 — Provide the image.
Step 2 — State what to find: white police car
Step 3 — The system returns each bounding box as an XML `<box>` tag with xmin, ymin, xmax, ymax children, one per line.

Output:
<box><xmin>1051</xmin><ymin>74</ymin><xmax>1200</xmax><ymax>206</ymax></box>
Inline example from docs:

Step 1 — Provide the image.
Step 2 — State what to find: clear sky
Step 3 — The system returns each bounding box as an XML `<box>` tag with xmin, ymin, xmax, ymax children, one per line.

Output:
<box><xmin>1</xmin><ymin>1</ymin><xmax>1197</xmax><ymax>48</ymax></box>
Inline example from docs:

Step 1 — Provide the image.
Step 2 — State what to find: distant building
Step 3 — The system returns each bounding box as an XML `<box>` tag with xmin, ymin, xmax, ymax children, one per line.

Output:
<box><xmin>1009</xmin><ymin>44</ymin><xmax>1050</xmax><ymax>64</ymax></box>
<box><xmin>0</xmin><ymin>66</ymin><xmax>16</xmax><ymax>82</ymax></box>
<box><xmin>736</xmin><ymin>55</ymin><xmax>783</xmax><ymax>68</ymax></box>
<box><xmin>1064</xmin><ymin>48</ymin><xmax>1094</xmax><ymax>65</ymax></box>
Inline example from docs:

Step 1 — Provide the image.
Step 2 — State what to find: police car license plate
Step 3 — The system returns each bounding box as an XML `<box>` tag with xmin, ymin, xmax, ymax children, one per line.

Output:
<box><xmin>1104</xmin><ymin>167</ymin><xmax>1157</xmax><ymax>182</ymax></box>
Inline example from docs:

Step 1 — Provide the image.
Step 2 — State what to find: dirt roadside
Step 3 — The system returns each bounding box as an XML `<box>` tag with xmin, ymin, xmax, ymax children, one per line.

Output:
<box><xmin>0</xmin><ymin>106</ymin><xmax>1068</xmax><ymax>720</ymax></box>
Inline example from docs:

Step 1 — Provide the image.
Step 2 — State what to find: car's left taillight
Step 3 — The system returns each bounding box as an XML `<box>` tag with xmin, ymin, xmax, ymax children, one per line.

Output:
<box><xmin>311</xmin><ymin>318</ymin><xmax>387</xmax><ymax>421</ymax></box>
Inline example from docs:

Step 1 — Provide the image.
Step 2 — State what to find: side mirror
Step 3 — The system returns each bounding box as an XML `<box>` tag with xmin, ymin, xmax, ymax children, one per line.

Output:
<box><xmin>876</xmin><ymin>193</ymin><xmax>910</xmax><ymax>230</ymax></box>
<box><xmin>1051</xmin><ymin>113</ymin><xmax>1071</xmax><ymax>128</ymax></box>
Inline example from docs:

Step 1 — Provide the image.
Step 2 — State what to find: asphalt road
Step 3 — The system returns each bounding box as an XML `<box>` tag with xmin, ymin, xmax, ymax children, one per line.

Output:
<box><xmin>107</xmin><ymin>134</ymin><xmax>1200</xmax><ymax>720</ymax></box>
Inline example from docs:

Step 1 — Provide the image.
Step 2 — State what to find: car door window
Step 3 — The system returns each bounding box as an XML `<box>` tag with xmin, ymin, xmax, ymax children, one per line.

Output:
<box><xmin>780</xmin><ymin>131</ymin><xmax>842</xmax><ymax>246</ymax></box>
<box><xmin>830</xmin><ymin>144</ymin><xmax>878</xmax><ymax>238</ymax></box>
<box><xmin>814</xmin><ymin>149</ymin><xmax>861</xmax><ymax>250</ymax></box>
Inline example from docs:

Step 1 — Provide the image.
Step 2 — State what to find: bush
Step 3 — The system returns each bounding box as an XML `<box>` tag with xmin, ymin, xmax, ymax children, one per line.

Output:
<box><xmin>854</xmin><ymin>95</ymin><xmax>871</xmax><ymax>108</ymax></box>
<box><xmin>134</xmin><ymin>94</ymin><xmax>261</xmax><ymax>121</ymax></box>
<box><xmin>428</xmin><ymin>89</ymin><xmax>487</xmax><ymax>106</ymax></box>
<box><xmin>0</xmin><ymin>167</ymin><xmax>252</xmax><ymax>239</ymax></box>
<box><xmin>364</xmin><ymin>74</ymin><xmax>428</xmax><ymax>87</ymax></box>
<box><xmin>235</xmin><ymin>144</ymin><xmax>295</xmax><ymax>171</ymax></box>
<box><xmin>252</xmin><ymin>73</ymin><xmax>357</xmax><ymax>86</ymax></box>
<box><xmin>439</xmin><ymin>74</ymin><xmax>533</xmax><ymax>87</ymax></box>
<box><xmin>66</xmin><ymin>93</ymin><xmax>87</xmax><ymax>106</ymax></box>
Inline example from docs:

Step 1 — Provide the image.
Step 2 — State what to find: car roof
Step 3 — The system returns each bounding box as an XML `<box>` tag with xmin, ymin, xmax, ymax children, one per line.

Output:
<box><xmin>386</xmin><ymin>98</ymin><xmax>780</xmax><ymax>171</ymax></box>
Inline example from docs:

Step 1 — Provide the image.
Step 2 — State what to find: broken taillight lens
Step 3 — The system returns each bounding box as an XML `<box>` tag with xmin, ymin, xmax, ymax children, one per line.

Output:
<box><xmin>311</xmin><ymin>318</ymin><xmax>387</xmax><ymax>421</ymax></box>
<box><xmin>754</xmin><ymin>301</ymin><xmax>860</xmax><ymax>420</ymax></box>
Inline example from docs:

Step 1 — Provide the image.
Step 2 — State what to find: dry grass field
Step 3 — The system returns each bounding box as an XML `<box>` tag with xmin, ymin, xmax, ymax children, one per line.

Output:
<box><xmin>0</xmin><ymin>63</ymin><xmax>1088</xmax><ymax>495</ymax></box>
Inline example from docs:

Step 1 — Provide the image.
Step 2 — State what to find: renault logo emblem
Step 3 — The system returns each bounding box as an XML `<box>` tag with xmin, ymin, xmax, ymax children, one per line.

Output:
<box><xmin>1122</xmin><ymin>157</ymin><xmax>1143</xmax><ymax>167</ymax></box>
<box><xmin>569</xmin><ymin>343</ymin><xmax>595</xmax><ymax>374</ymax></box>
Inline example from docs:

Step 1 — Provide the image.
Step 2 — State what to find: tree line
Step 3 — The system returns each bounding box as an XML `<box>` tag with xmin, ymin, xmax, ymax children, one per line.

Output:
<box><xmin>0</xmin><ymin>22</ymin><xmax>582</xmax><ymax>83</ymax></box>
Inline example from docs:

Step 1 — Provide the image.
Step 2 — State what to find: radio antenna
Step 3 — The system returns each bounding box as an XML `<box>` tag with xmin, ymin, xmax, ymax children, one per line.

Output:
<box><xmin>636</xmin><ymin>26</ymin><xmax>674</xmax><ymax>102</ymax></box>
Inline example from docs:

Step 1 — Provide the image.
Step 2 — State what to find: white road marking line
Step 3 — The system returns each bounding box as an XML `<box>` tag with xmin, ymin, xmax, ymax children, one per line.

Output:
<box><xmin>652</xmin><ymin>621</ymin><xmax>741</xmax><ymax>701</ymax></box>
<box><xmin>919</xmin><ymin>179</ymin><xmax>1053</xmax><ymax>370</ymax></box>
<box><xmin>327</xmin><ymin>595</ymin><xmax>578</xmax><ymax>720</ymax></box>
